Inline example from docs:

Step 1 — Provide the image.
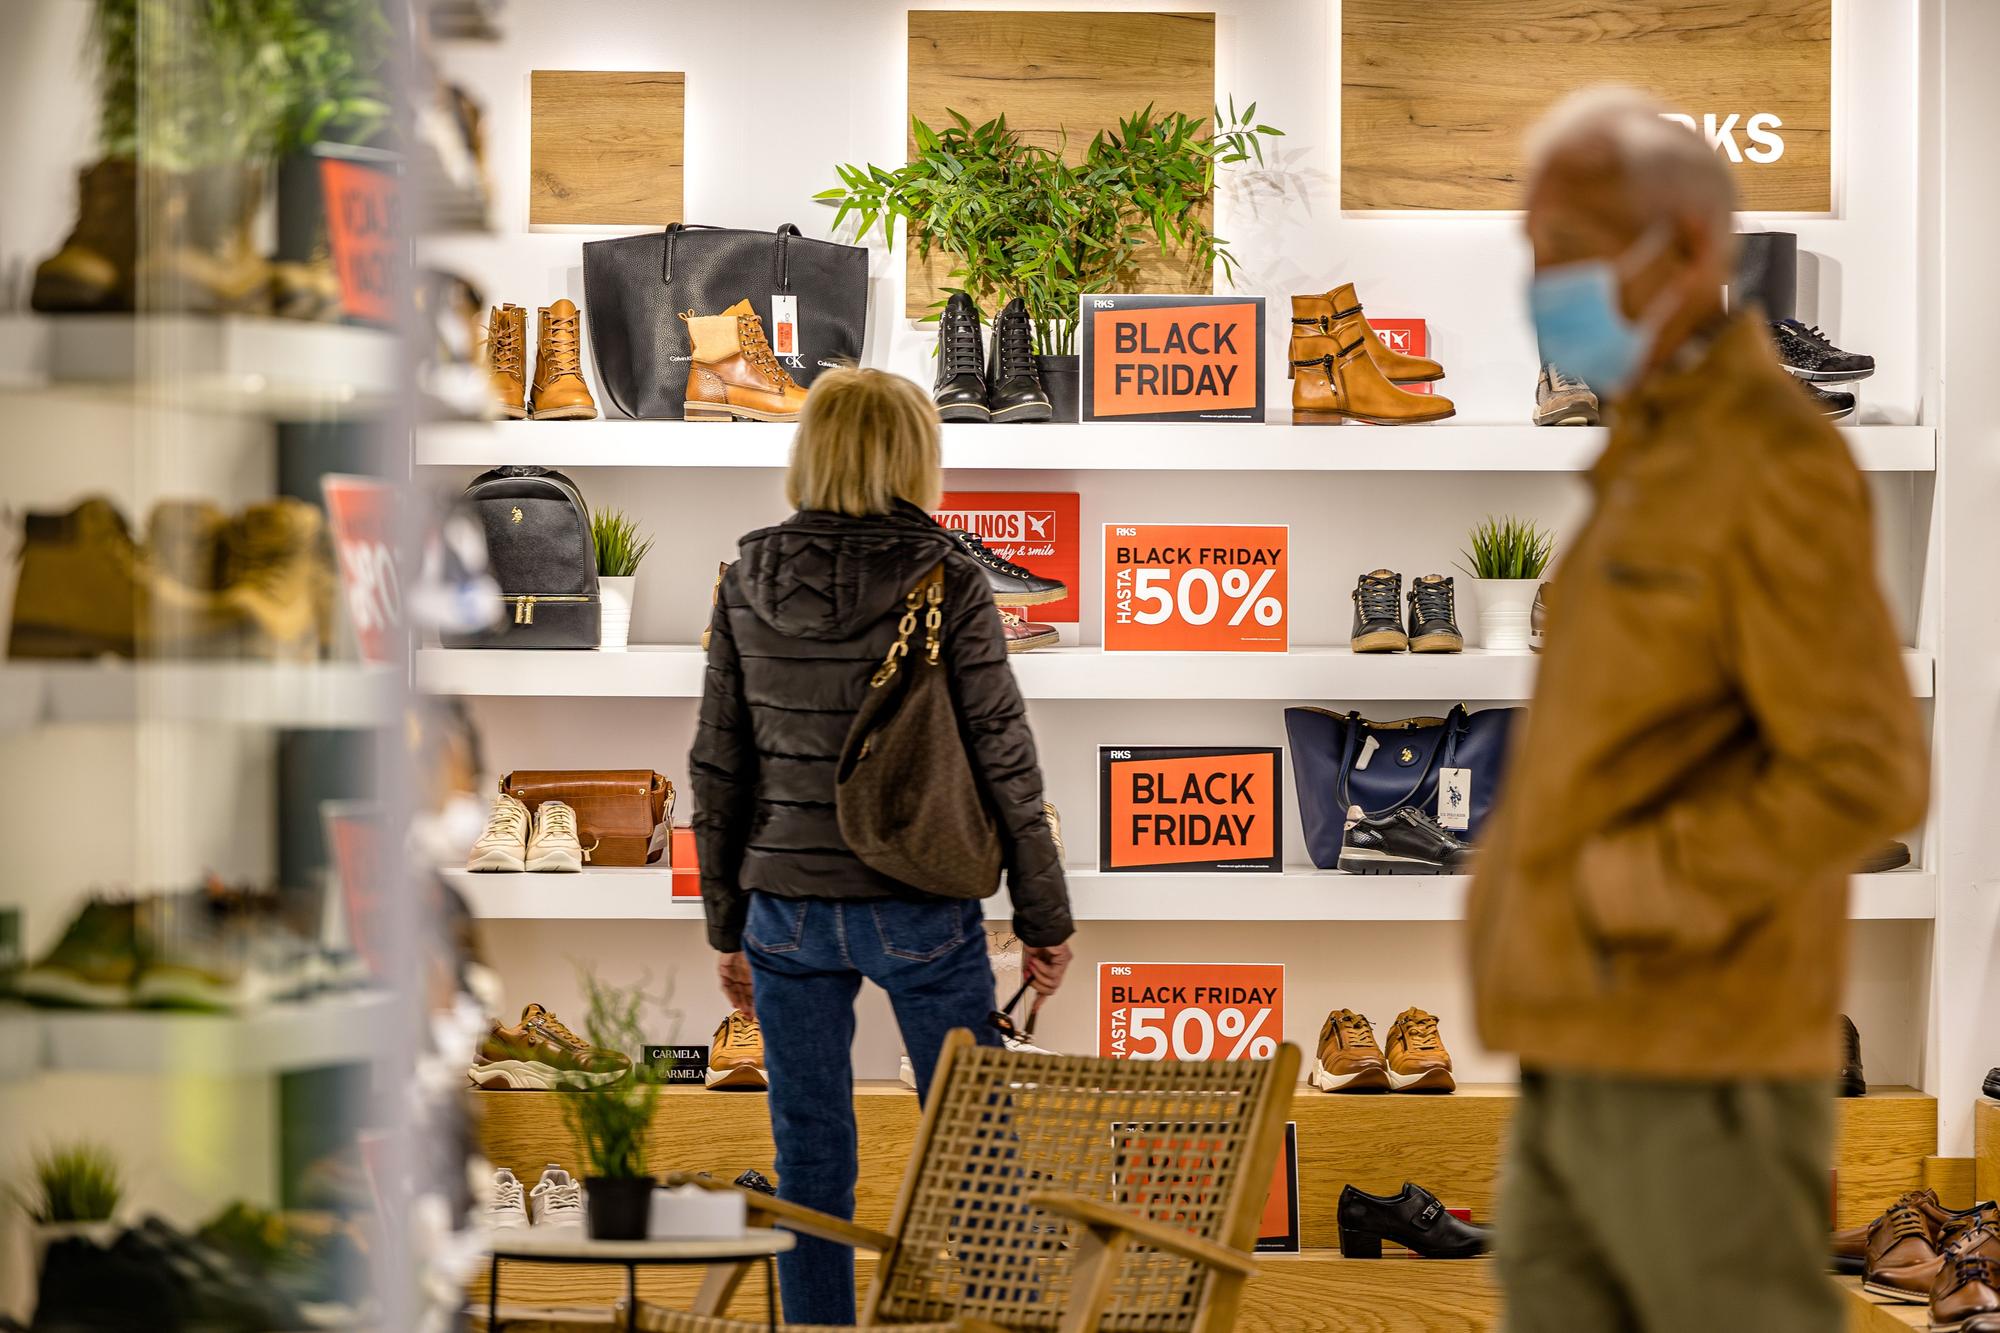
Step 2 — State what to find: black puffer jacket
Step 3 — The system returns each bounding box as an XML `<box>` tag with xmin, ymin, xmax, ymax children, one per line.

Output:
<box><xmin>691</xmin><ymin>502</ymin><xmax>1072</xmax><ymax>953</ymax></box>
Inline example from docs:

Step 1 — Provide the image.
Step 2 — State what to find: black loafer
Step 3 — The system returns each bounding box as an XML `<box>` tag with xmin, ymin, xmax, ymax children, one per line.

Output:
<box><xmin>1337</xmin><ymin>1181</ymin><xmax>1490</xmax><ymax>1259</ymax></box>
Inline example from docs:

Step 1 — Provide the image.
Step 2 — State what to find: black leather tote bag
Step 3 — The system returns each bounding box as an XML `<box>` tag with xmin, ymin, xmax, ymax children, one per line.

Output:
<box><xmin>582</xmin><ymin>222</ymin><xmax>868</xmax><ymax>419</ymax></box>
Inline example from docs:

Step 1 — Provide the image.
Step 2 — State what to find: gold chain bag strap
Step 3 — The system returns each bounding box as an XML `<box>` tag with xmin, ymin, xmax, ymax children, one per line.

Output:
<box><xmin>834</xmin><ymin>564</ymin><xmax>1002</xmax><ymax>898</ymax></box>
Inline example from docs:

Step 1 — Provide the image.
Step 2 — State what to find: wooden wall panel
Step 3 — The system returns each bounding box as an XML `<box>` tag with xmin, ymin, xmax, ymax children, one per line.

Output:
<box><xmin>529</xmin><ymin>71</ymin><xmax>685</xmax><ymax>226</ymax></box>
<box><xmin>903</xmin><ymin>11</ymin><xmax>1216</xmax><ymax>317</ymax></box>
<box><xmin>1341</xmin><ymin>0</ymin><xmax>1832</xmax><ymax>212</ymax></box>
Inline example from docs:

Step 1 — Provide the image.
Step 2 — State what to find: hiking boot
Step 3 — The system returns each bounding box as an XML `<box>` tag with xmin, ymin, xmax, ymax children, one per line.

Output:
<box><xmin>1291</xmin><ymin>284</ymin><xmax>1443</xmax><ymax>384</ymax></box>
<box><xmin>1533</xmin><ymin>363</ymin><xmax>1600</xmax><ymax>426</ymax></box>
<box><xmin>135</xmin><ymin>165</ymin><xmax>273</xmax><ymax>314</ymax></box>
<box><xmin>986</xmin><ymin>297</ymin><xmax>1052</xmax><ymax>423</ymax></box>
<box><xmin>145</xmin><ymin>500</ymin><xmax>228</xmax><ymax>592</ymax></box>
<box><xmin>13</xmin><ymin>899</ymin><xmax>139</xmax><ymax>1007</ymax></box>
<box><xmin>1406</xmin><ymin>574</ymin><xmax>1463</xmax><ymax>653</ymax></box>
<box><xmin>1802</xmin><ymin>381</ymin><xmax>1857</xmax><ymax>420</ymax></box>
<box><xmin>470</xmin><ymin>1003</ymin><xmax>633</xmax><ymax>1090</ymax></box>
<box><xmin>1350</xmin><ymin>570</ymin><xmax>1406</xmax><ymax>652</ymax></box>
<box><xmin>1770</xmin><ymin>318</ymin><xmax>1874</xmax><ymax>383</ymax></box>
<box><xmin>1000</xmin><ymin>605</ymin><xmax>1059</xmax><ymax>652</ymax></box>
<box><xmin>681</xmin><ymin>300</ymin><xmax>809</xmax><ymax>422</ymax></box>
<box><xmin>1840</xmin><ymin>1014</ymin><xmax>1867</xmax><ymax>1097</ymax></box>
<box><xmin>1385</xmin><ymin>1007</ymin><xmax>1456</xmax><ymax>1093</ymax></box>
<box><xmin>530</xmin><ymin>299</ymin><xmax>597</xmax><ymax>420</ymax></box>
<box><xmin>485</xmin><ymin>303</ymin><xmax>527</xmax><ymax>418</ymax></box>
<box><xmin>221</xmin><ymin>499</ymin><xmax>334</xmax><ymax>660</ymax></box>
<box><xmin>524</xmin><ymin>799</ymin><xmax>586</xmax><ymax>872</ymax></box>
<box><xmin>700</xmin><ymin>561</ymin><xmax>727</xmax><ymax>652</ymax></box>
<box><xmin>707</xmin><ymin>1009</ymin><xmax>769</xmax><ymax>1090</ymax></box>
<box><xmin>933</xmin><ymin>292</ymin><xmax>991</xmax><ymax>422</ymax></box>
<box><xmin>1339</xmin><ymin>805</ymin><xmax>1472</xmax><ymax>876</ymax></box>
<box><xmin>31</xmin><ymin>159</ymin><xmax>139</xmax><ymax>313</ymax></box>
<box><xmin>1309</xmin><ymin>1008</ymin><xmax>1390</xmax><ymax>1093</ymax></box>
<box><xmin>950</xmin><ymin>530</ymin><xmax>1067</xmax><ymax>605</ymax></box>
<box><xmin>1293</xmin><ymin>323</ymin><xmax>1455</xmax><ymax>425</ymax></box>
<box><xmin>466</xmin><ymin>793</ymin><xmax>531</xmax><ymax>872</ymax></box>
<box><xmin>268</xmin><ymin>246</ymin><xmax>344</xmax><ymax>322</ymax></box>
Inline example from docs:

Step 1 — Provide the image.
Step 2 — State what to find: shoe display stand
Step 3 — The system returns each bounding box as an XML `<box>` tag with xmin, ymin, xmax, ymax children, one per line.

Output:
<box><xmin>416</xmin><ymin>3</ymin><xmax>2000</xmax><ymax>1331</ymax></box>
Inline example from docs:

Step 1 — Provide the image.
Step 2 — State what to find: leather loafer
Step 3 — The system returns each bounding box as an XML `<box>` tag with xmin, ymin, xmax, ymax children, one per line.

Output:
<box><xmin>1337</xmin><ymin>1181</ymin><xmax>1489</xmax><ymax>1259</ymax></box>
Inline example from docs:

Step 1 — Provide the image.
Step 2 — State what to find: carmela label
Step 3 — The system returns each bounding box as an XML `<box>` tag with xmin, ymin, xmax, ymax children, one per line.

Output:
<box><xmin>643</xmin><ymin>1044</ymin><xmax>710</xmax><ymax>1084</ymax></box>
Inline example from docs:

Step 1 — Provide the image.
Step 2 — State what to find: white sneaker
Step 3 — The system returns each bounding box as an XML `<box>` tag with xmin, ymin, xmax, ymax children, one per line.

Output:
<box><xmin>898</xmin><ymin>1055</ymin><xmax>918</xmax><ymax>1091</ymax></box>
<box><xmin>529</xmin><ymin>1164</ymin><xmax>585</xmax><ymax>1229</ymax></box>
<box><xmin>488</xmin><ymin>1167</ymin><xmax>530</xmax><ymax>1229</ymax></box>
<box><xmin>466</xmin><ymin>793</ymin><xmax>530</xmax><ymax>872</ymax></box>
<box><xmin>525</xmin><ymin>800</ymin><xmax>585</xmax><ymax>873</ymax></box>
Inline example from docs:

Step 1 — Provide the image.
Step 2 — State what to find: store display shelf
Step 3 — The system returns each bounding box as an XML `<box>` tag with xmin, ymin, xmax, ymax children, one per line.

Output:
<box><xmin>37</xmin><ymin>990</ymin><xmax>394</xmax><ymax>1076</ymax></box>
<box><xmin>0</xmin><ymin>660</ymin><xmax>399</xmax><ymax>729</ymax></box>
<box><xmin>0</xmin><ymin>313</ymin><xmax>395</xmax><ymax>417</ymax></box>
<box><xmin>0</xmin><ymin>1007</ymin><xmax>45</xmax><ymax>1080</ymax></box>
<box><xmin>416</xmin><ymin>644</ymin><xmax>1935</xmax><ymax>703</ymax></box>
<box><xmin>412</xmin><ymin>418</ymin><xmax>1936</xmax><ymax>472</ymax></box>
<box><xmin>447</xmin><ymin>867</ymin><xmax>1933</xmax><ymax>922</ymax></box>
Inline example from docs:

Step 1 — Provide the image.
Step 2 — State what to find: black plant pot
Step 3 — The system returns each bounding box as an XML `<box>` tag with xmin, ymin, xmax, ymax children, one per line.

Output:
<box><xmin>1036</xmin><ymin>354</ymin><xmax>1081</xmax><ymax>422</ymax></box>
<box><xmin>584</xmin><ymin>1176</ymin><xmax>656</xmax><ymax>1240</ymax></box>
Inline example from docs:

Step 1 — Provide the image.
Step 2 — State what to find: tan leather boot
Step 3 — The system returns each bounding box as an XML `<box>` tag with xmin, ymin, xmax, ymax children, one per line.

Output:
<box><xmin>221</xmin><ymin>499</ymin><xmax>335</xmax><ymax>660</ymax></box>
<box><xmin>484</xmin><ymin>304</ymin><xmax>527</xmax><ymax>418</ymax></box>
<box><xmin>1292</xmin><ymin>325</ymin><xmax>1456</xmax><ymax>425</ymax></box>
<box><xmin>681</xmin><ymin>299</ymin><xmax>809</xmax><ymax>422</ymax></box>
<box><xmin>136</xmin><ymin>166</ymin><xmax>273</xmax><ymax>315</ymax></box>
<box><xmin>30</xmin><ymin>159</ymin><xmax>138</xmax><ymax>313</ymax></box>
<box><xmin>530</xmin><ymin>298</ymin><xmax>597</xmax><ymax>420</ymax></box>
<box><xmin>1291</xmin><ymin>283</ymin><xmax>1445</xmax><ymax>384</ymax></box>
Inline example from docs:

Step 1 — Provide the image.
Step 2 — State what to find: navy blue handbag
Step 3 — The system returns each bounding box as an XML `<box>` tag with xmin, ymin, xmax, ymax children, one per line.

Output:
<box><xmin>1284</xmin><ymin>706</ymin><xmax>1521</xmax><ymax>870</ymax></box>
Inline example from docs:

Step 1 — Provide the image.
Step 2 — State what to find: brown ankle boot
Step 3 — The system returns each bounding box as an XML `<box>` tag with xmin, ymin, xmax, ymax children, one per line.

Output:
<box><xmin>680</xmin><ymin>300</ymin><xmax>809</xmax><ymax>422</ymax></box>
<box><xmin>136</xmin><ymin>166</ymin><xmax>274</xmax><ymax>315</ymax></box>
<box><xmin>221</xmin><ymin>499</ymin><xmax>335</xmax><ymax>660</ymax></box>
<box><xmin>31</xmin><ymin>159</ymin><xmax>139</xmax><ymax>313</ymax></box>
<box><xmin>530</xmin><ymin>298</ymin><xmax>597</xmax><ymax>420</ymax></box>
<box><xmin>1291</xmin><ymin>283</ymin><xmax>1445</xmax><ymax>384</ymax></box>
<box><xmin>485</xmin><ymin>304</ymin><xmax>527</xmax><ymax>418</ymax></box>
<box><xmin>1292</xmin><ymin>325</ymin><xmax>1456</xmax><ymax>425</ymax></box>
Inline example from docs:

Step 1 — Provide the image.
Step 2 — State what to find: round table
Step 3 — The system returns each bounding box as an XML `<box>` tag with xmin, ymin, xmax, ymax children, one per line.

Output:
<box><xmin>483</xmin><ymin>1227</ymin><xmax>794</xmax><ymax>1332</ymax></box>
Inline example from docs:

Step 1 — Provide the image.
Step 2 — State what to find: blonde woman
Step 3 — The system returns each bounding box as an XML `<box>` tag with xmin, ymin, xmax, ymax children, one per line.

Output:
<box><xmin>690</xmin><ymin>368</ymin><xmax>1073</xmax><ymax>1324</ymax></box>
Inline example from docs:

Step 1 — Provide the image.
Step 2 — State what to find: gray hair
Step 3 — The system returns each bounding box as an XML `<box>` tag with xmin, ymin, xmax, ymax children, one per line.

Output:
<box><xmin>1525</xmin><ymin>86</ymin><xmax>1737</xmax><ymax>243</ymax></box>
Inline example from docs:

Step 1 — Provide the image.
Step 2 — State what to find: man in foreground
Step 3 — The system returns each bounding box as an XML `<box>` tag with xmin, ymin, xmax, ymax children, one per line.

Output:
<box><xmin>1470</xmin><ymin>88</ymin><xmax>1928</xmax><ymax>1331</ymax></box>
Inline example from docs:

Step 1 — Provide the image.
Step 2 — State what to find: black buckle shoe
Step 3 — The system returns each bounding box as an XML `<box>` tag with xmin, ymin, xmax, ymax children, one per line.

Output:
<box><xmin>932</xmin><ymin>292</ymin><xmax>990</xmax><ymax>422</ymax></box>
<box><xmin>987</xmin><ymin>297</ymin><xmax>1052</xmax><ymax>423</ymax></box>
<box><xmin>1337</xmin><ymin>1181</ymin><xmax>1490</xmax><ymax>1259</ymax></box>
<box><xmin>1338</xmin><ymin>805</ymin><xmax>1471</xmax><ymax>876</ymax></box>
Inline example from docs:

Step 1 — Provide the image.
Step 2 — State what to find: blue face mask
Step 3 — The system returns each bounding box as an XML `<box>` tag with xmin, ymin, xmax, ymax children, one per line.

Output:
<box><xmin>1528</xmin><ymin>228</ymin><xmax>1671</xmax><ymax>398</ymax></box>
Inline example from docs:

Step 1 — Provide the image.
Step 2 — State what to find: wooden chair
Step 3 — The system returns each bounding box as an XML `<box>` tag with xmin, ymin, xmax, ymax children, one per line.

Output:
<box><xmin>635</xmin><ymin>1028</ymin><xmax>1299</xmax><ymax>1333</ymax></box>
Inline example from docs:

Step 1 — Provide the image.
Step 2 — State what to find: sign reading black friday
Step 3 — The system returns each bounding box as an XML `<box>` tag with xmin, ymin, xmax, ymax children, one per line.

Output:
<box><xmin>1081</xmin><ymin>294</ymin><xmax>1265</xmax><ymax>422</ymax></box>
<box><xmin>1098</xmin><ymin>746</ymin><xmax>1283</xmax><ymax>873</ymax></box>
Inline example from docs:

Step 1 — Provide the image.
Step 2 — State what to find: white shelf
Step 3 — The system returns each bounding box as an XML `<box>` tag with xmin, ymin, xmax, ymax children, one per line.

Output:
<box><xmin>416</xmin><ymin>644</ymin><xmax>1934</xmax><ymax>703</ymax></box>
<box><xmin>0</xmin><ymin>314</ymin><xmax>395</xmax><ymax>417</ymax></box>
<box><xmin>412</xmin><ymin>418</ymin><xmax>1937</xmax><ymax>472</ymax></box>
<box><xmin>0</xmin><ymin>1009</ymin><xmax>45</xmax><ymax>1080</ymax></box>
<box><xmin>0</xmin><ymin>661</ymin><xmax>399</xmax><ymax>729</ymax></box>
<box><xmin>446</xmin><ymin>868</ymin><xmax>1934</xmax><ymax>923</ymax></box>
<box><xmin>37</xmin><ymin>991</ymin><xmax>394</xmax><ymax>1076</ymax></box>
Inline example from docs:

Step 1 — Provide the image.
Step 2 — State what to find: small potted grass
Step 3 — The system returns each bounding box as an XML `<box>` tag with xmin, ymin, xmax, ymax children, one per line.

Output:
<box><xmin>556</xmin><ymin>971</ymin><xmax>661</xmax><ymax>1239</ymax></box>
<box><xmin>19</xmin><ymin>1142</ymin><xmax>123</xmax><ymax>1271</ymax></box>
<box><xmin>1459</xmin><ymin>516</ymin><xmax>1556</xmax><ymax>651</ymax></box>
<box><xmin>591</xmin><ymin>508</ymin><xmax>655</xmax><ymax>652</ymax></box>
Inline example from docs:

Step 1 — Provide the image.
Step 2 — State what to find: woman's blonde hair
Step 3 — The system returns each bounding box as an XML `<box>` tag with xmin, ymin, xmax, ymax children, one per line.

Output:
<box><xmin>785</xmin><ymin>368</ymin><xmax>942</xmax><ymax>516</ymax></box>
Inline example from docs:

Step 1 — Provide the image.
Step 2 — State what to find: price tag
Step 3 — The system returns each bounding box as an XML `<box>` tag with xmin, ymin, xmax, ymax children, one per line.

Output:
<box><xmin>1103</xmin><ymin>524</ymin><xmax>1288</xmax><ymax>652</ymax></box>
<box><xmin>1098</xmin><ymin>962</ymin><xmax>1284</xmax><ymax>1061</ymax></box>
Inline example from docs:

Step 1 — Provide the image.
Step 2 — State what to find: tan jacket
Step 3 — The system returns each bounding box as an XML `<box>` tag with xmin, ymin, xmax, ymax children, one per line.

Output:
<box><xmin>1468</xmin><ymin>315</ymin><xmax>1928</xmax><ymax>1080</ymax></box>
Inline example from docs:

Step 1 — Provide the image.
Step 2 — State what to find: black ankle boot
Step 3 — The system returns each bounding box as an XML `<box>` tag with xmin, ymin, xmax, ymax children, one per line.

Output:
<box><xmin>986</xmin><ymin>297</ymin><xmax>1052</xmax><ymax>423</ymax></box>
<box><xmin>932</xmin><ymin>292</ymin><xmax>990</xmax><ymax>421</ymax></box>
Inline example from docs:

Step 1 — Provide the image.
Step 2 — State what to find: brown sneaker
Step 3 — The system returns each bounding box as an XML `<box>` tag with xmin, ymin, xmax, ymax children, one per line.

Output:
<box><xmin>1533</xmin><ymin>364</ymin><xmax>1600</xmax><ymax>426</ymax></box>
<box><xmin>221</xmin><ymin>499</ymin><xmax>335</xmax><ymax>660</ymax></box>
<box><xmin>530</xmin><ymin>298</ymin><xmax>598</xmax><ymax>420</ymax></box>
<box><xmin>708</xmin><ymin>1009</ymin><xmax>769</xmax><ymax>1090</ymax></box>
<box><xmin>1837</xmin><ymin>1191</ymin><xmax>1998</xmax><ymax>1275</ymax></box>
<box><xmin>680</xmin><ymin>301</ymin><xmax>809</xmax><ymax>423</ymax></box>
<box><xmin>1866</xmin><ymin>1201</ymin><xmax>1949</xmax><ymax>1301</ymax></box>
<box><xmin>1309</xmin><ymin>1009</ymin><xmax>1391</xmax><ymax>1093</ymax></box>
<box><xmin>1933</xmin><ymin>1247</ymin><xmax>2000</xmax><ymax>1329</ymax></box>
<box><xmin>484</xmin><ymin>303</ymin><xmax>527</xmax><ymax>418</ymax></box>
<box><xmin>700</xmin><ymin>561</ymin><xmax>727</xmax><ymax>651</ymax></box>
<box><xmin>470</xmin><ymin>1003</ymin><xmax>632</xmax><ymax>1090</ymax></box>
<box><xmin>1385</xmin><ymin>1007</ymin><xmax>1456</xmax><ymax>1093</ymax></box>
<box><xmin>1000</xmin><ymin>605</ymin><xmax>1059</xmax><ymax>652</ymax></box>
<box><xmin>1044</xmin><ymin>801</ymin><xmax>1065</xmax><ymax>861</ymax></box>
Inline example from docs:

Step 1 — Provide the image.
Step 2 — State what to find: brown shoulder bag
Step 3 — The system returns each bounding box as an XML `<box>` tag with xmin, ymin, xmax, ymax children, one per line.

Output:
<box><xmin>835</xmin><ymin>565</ymin><xmax>1002</xmax><ymax>899</ymax></box>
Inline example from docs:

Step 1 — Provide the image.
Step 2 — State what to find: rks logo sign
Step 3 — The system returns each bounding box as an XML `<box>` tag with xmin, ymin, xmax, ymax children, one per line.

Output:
<box><xmin>1661</xmin><ymin>111</ymin><xmax>1787</xmax><ymax>164</ymax></box>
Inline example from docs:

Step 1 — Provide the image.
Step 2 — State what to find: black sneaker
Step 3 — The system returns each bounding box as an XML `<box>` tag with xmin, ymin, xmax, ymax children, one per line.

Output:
<box><xmin>1984</xmin><ymin>1068</ymin><xmax>1999</xmax><ymax>1101</ymax></box>
<box><xmin>986</xmin><ymin>297</ymin><xmax>1052</xmax><ymax>423</ymax></box>
<box><xmin>1407</xmin><ymin>575</ymin><xmax>1463</xmax><ymax>653</ymax></box>
<box><xmin>1801</xmin><ymin>381</ymin><xmax>1857</xmax><ymax>420</ymax></box>
<box><xmin>1839</xmin><ymin>1014</ymin><xmax>1866</xmax><ymax>1097</ymax></box>
<box><xmin>1338</xmin><ymin>805</ymin><xmax>1471</xmax><ymax>876</ymax></box>
<box><xmin>932</xmin><ymin>292</ymin><xmax>990</xmax><ymax>422</ymax></box>
<box><xmin>1857</xmin><ymin>841</ymin><xmax>1911</xmax><ymax>873</ymax></box>
<box><xmin>1350</xmin><ymin>570</ymin><xmax>1406</xmax><ymax>652</ymax></box>
<box><xmin>1770</xmin><ymin>318</ymin><xmax>1875</xmax><ymax>383</ymax></box>
<box><xmin>1529</xmin><ymin>582</ymin><xmax>1549</xmax><ymax>653</ymax></box>
<box><xmin>949</xmin><ymin>530</ymin><xmax>1066</xmax><ymax>605</ymax></box>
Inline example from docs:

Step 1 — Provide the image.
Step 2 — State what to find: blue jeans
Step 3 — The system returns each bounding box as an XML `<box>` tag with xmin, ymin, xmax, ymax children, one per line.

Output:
<box><xmin>743</xmin><ymin>892</ymin><xmax>1000</xmax><ymax>1325</ymax></box>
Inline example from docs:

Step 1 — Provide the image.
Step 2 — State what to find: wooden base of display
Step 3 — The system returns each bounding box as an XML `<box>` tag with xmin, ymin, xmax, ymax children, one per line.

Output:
<box><xmin>1842</xmin><ymin>1276</ymin><xmax>1930</xmax><ymax>1331</ymax></box>
<box><xmin>1978</xmin><ymin>1097</ymin><xmax>2000</xmax><ymax>1203</ymax></box>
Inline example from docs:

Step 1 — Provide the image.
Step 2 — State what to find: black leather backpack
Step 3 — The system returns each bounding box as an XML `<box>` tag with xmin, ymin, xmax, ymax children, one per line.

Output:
<box><xmin>443</xmin><ymin>466</ymin><xmax>600</xmax><ymax>649</ymax></box>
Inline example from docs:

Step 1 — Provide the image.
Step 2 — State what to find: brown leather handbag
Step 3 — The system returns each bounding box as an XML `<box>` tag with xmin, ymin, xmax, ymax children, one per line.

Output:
<box><xmin>835</xmin><ymin>565</ymin><xmax>1002</xmax><ymax>899</ymax></box>
<box><xmin>499</xmin><ymin>770</ymin><xmax>673</xmax><ymax>866</ymax></box>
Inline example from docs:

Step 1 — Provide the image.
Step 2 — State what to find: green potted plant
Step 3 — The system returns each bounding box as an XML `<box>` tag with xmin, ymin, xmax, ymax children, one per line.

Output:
<box><xmin>590</xmin><ymin>508</ymin><xmax>655</xmax><ymax>652</ymax></box>
<box><xmin>556</xmin><ymin>971</ymin><xmax>662</xmax><ymax>1239</ymax></box>
<box><xmin>818</xmin><ymin>100</ymin><xmax>1282</xmax><ymax>420</ymax></box>
<box><xmin>1459</xmin><ymin>516</ymin><xmax>1557</xmax><ymax>651</ymax></box>
<box><xmin>18</xmin><ymin>1142</ymin><xmax>123</xmax><ymax>1270</ymax></box>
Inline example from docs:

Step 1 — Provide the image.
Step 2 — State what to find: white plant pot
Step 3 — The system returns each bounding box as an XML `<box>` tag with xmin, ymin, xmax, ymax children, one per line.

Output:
<box><xmin>599</xmin><ymin>575</ymin><xmax>636</xmax><ymax>652</ymax></box>
<box><xmin>1472</xmin><ymin>577</ymin><xmax>1543</xmax><ymax>652</ymax></box>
